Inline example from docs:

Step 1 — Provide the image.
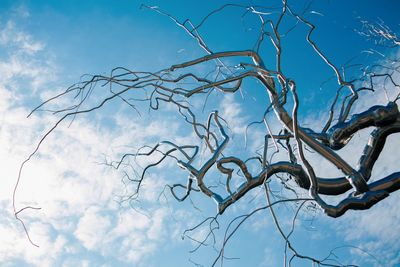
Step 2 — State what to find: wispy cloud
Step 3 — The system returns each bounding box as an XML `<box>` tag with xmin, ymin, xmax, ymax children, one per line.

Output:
<box><xmin>0</xmin><ymin>16</ymin><xmax>187</xmax><ymax>267</ymax></box>
<box><xmin>1</xmin><ymin>5</ymin><xmax>399</xmax><ymax>267</ymax></box>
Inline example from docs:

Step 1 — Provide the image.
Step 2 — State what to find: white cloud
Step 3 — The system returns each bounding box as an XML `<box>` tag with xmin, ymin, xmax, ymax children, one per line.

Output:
<box><xmin>0</xmin><ymin>21</ymin><xmax>43</xmax><ymax>54</ymax></box>
<box><xmin>74</xmin><ymin>207</ymin><xmax>112</xmax><ymax>251</ymax></box>
<box><xmin>0</xmin><ymin>6</ymin><xmax>399</xmax><ymax>267</ymax></box>
<box><xmin>220</xmin><ymin>93</ymin><xmax>247</xmax><ymax>136</ymax></box>
<box><xmin>0</xmin><ymin>16</ymin><xmax>186</xmax><ymax>267</ymax></box>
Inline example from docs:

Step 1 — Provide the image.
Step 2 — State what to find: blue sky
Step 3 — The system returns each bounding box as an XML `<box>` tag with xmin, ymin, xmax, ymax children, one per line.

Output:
<box><xmin>0</xmin><ymin>0</ymin><xmax>399</xmax><ymax>266</ymax></box>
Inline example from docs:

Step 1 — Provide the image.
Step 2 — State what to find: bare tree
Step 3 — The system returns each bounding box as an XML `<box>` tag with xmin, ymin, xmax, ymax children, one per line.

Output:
<box><xmin>14</xmin><ymin>0</ymin><xmax>400</xmax><ymax>266</ymax></box>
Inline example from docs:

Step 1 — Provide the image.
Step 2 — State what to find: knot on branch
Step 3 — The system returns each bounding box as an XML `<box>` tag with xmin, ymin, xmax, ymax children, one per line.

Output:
<box><xmin>327</xmin><ymin>124</ymin><xmax>352</xmax><ymax>150</ymax></box>
<box><xmin>347</xmin><ymin>172</ymin><xmax>369</xmax><ymax>194</ymax></box>
<box><xmin>372</xmin><ymin>102</ymin><xmax>399</xmax><ymax>126</ymax></box>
